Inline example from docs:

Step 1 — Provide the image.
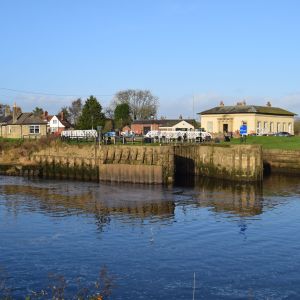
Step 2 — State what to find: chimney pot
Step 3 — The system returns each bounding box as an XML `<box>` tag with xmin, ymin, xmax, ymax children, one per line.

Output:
<box><xmin>4</xmin><ymin>105</ymin><xmax>11</xmax><ymax>117</ymax></box>
<box><xmin>13</xmin><ymin>104</ymin><xmax>18</xmax><ymax>123</ymax></box>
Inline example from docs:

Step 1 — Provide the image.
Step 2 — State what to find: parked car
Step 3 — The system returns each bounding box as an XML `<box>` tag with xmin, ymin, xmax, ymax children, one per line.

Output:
<box><xmin>274</xmin><ymin>132</ymin><xmax>291</xmax><ymax>137</ymax></box>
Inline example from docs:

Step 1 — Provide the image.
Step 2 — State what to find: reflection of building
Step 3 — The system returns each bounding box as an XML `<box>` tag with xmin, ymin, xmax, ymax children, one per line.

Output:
<box><xmin>189</xmin><ymin>178</ymin><xmax>264</xmax><ymax>216</ymax></box>
<box><xmin>199</xmin><ymin>102</ymin><xmax>296</xmax><ymax>135</ymax></box>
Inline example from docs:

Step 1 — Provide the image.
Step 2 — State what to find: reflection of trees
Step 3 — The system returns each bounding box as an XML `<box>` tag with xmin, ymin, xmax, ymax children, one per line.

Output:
<box><xmin>1</xmin><ymin>185</ymin><xmax>175</xmax><ymax>230</ymax></box>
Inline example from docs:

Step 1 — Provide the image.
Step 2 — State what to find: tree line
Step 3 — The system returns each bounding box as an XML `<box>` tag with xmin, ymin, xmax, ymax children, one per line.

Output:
<box><xmin>0</xmin><ymin>89</ymin><xmax>159</xmax><ymax>131</ymax></box>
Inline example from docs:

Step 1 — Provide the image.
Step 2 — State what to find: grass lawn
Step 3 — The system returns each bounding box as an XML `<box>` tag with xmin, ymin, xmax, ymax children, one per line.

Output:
<box><xmin>225</xmin><ymin>136</ymin><xmax>300</xmax><ymax>150</ymax></box>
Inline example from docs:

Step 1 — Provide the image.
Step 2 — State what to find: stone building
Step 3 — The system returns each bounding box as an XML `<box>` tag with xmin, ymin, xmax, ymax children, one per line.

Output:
<box><xmin>199</xmin><ymin>102</ymin><xmax>296</xmax><ymax>135</ymax></box>
<box><xmin>0</xmin><ymin>105</ymin><xmax>47</xmax><ymax>138</ymax></box>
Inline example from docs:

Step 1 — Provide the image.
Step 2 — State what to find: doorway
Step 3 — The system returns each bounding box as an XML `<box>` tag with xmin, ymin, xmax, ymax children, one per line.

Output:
<box><xmin>223</xmin><ymin>124</ymin><xmax>228</xmax><ymax>133</ymax></box>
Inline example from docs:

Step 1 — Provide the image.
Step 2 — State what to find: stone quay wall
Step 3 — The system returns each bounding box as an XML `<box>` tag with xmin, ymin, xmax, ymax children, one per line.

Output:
<box><xmin>98</xmin><ymin>145</ymin><xmax>174</xmax><ymax>184</ymax></box>
<box><xmin>31</xmin><ymin>144</ymin><xmax>174</xmax><ymax>184</ymax></box>
<box><xmin>263</xmin><ymin>149</ymin><xmax>300</xmax><ymax>175</ymax></box>
<box><xmin>174</xmin><ymin>144</ymin><xmax>263</xmax><ymax>182</ymax></box>
<box><xmin>1</xmin><ymin>143</ymin><xmax>264</xmax><ymax>183</ymax></box>
<box><xmin>31</xmin><ymin>155</ymin><xmax>99</xmax><ymax>181</ymax></box>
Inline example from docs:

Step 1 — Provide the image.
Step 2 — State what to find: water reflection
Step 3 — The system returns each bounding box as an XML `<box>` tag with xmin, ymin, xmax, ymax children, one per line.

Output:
<box><xmin>1</xmin><ymin>175</ymin><xmax>300</xmax><ymax>299</ymax></box>
<box><xmin>0</xmin><ymin>181</ymin><xmax>176</xmax><ymax>231</ymax></box>
<box><xmin>1</xmin><ymin>174</ymin><xmax>299</xmax><ymax>223</ymax></box>
<box><xmin>187</xmin><ymin>178</ymin><xmax>263</xmax><ymax>216</ymax></box>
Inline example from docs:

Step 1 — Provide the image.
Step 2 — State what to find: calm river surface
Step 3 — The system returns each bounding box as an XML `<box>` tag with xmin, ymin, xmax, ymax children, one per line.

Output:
<box><xmin>0</xmin><ymin>175</ymin><xmax>300</xmax><ymax>299</ymax></box>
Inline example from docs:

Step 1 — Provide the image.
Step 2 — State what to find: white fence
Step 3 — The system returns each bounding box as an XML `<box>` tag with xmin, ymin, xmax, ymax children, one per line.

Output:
<box><xmin>61</xmin><ymin>130</ymin><xmax>98</xmax><ymax>139</ymax></box>
<box><xmin>144</xmin><ymin>130</ymin><xmax>212</xmax><ymax>141</ymax></box>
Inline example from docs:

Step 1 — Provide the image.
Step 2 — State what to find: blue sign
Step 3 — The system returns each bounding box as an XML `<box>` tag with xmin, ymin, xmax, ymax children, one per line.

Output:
<box><xmin>240</xmin><ymin>125</ymin><xmax>247</xmax><ymax>135</ymax></box>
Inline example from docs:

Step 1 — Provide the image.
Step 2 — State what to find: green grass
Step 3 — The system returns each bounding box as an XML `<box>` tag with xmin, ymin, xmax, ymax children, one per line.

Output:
<box><xmin>225</xmin><ymin>136</ymin><xmax>300</xmax><ymax>150</ymax></box>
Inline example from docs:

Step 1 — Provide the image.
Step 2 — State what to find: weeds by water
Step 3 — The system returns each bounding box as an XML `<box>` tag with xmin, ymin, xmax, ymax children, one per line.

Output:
<box><xmin>0</xmin><ymin>266</ymin><xmax>115</xmax><ymax>300</ymax></box>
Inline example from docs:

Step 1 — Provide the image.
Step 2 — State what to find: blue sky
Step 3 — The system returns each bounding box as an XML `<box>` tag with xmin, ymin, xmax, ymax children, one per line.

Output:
<box><xmin>0</xmin><ymin>0</ymin><xmax>299</xmax><ymax>118</ymax></box>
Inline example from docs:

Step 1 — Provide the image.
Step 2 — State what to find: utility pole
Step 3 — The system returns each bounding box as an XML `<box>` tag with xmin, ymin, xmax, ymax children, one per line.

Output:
<box><xmin>192</xmin><ymin>95</ymin><xmax>195</xmax><ymax>120</ymax></box>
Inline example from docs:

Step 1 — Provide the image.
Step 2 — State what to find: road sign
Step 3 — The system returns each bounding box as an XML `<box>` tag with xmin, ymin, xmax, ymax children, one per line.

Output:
<box><xmin>240</xmin><ymin>125</ymin><xmax>247</xmax><ymax>135</ymax></box>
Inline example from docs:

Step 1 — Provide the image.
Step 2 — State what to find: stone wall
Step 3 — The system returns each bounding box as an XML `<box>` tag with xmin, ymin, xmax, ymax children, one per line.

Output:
<box><xmin>263</xmin><ymin>149</ymin><xmax>300</xmax><ymax>174</ymax></box>
<box><xmin>174</xmin><ymin>144</ymin><xmax>263</xmax><ymax>182</ymax></box>
<box><xmin>31</xmin><ymin>144</ymin><xmax>174</xmax><ymax>184</ymax></box>
<box><xmin>31</xmin><ymin>155</ymin><xmax>99</xmax><ymax>181</ymax></box>
<box><xmin>26</xmin><ymin>143</ymin><xmax>263</xmax><ymax>183</ymax></box>
<box><xmin>98</xmin><ymin>145</ymin><xmax>174</xmax><ymax>184</ymax></box>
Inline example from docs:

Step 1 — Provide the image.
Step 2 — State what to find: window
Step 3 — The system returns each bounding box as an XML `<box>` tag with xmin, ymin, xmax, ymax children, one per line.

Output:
<box><xmin>283</xmin><ymin>123</ymin><xmax>286</xmax><ymax>131</ymax></box>
<box><xmin>53</xmin><ymin>119</ymin><xmax>57</xmax><ymax>124</ymax></box>
<box><xmin>29</xmin><ymin>125</ymin><xmax>40</xmax><ymax>134</ymax></box>
<box><xmin>257</xmin><ymin>121</ymin><xmax>261</xmax><ymax>134</ymax></box>
<box><xmin>263</xmin><ymin>122</ymin><xmax>268</xmax><ymax>133</ymax></box>
<box><xmin>277</xmin><ymin>123</ymin><xmax>281</xmax><ymax>132</ymax></box>
<box><xmin>207</xmin><ymin>121</ymin><xmax>213</xmax><ymax>132</ymax></box>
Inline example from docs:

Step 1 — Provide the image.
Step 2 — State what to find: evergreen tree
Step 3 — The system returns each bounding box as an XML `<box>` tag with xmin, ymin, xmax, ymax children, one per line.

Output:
<box><xmin>76</xmin><ymin>96</ymin><xmax>105</xmax><ymax>129</ymax></box>
<box><xmin>32</xmin><ymin>107</ymin><xmax>44</xmax><ymax>117</ymax></box>
<box><xmin>114</xmin><ymin>103</ymin><xmax>131</xmax><ymax>129</ymax></box>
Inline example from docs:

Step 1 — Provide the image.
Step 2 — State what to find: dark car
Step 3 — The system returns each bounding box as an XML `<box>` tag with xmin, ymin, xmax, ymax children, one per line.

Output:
<box><xmin>275</xmin><ymin>132</ymin><xmax>291</xmax><ymax>137</ymax></box>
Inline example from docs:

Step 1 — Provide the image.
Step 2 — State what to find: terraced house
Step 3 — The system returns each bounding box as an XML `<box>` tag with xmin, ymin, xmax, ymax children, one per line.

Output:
<box><xmin>199</xmin><ymin>101</ymin><xmax>296</xmax><ymax>135</ymax></box>
<box><xmin>0</xmin><ymin>105</ymin><xmax>47</xmax><ymax>138</ymax></box>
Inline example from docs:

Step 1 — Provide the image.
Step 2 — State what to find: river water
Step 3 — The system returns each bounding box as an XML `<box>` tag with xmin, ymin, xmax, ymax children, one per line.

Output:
<box><xmin>0</xmin><ymin>175</ymin><xmax>300</xmax><ymax>299</ymax></box>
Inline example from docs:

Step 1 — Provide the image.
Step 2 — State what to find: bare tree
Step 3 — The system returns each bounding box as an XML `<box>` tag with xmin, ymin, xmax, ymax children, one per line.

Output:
<box><xmin>112</xmin><ymin>89</ymin><xmax>159</xmax><ymax>120</ymax></box>
<box><xmin>68</xmin><ymin>98</ymin><xmax>82</xmax><ymax>126</ymax></box>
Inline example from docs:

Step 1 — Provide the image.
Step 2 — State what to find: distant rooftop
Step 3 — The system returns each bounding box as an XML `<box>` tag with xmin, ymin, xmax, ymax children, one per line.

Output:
<box><xmin>199</xmin><ymin>105</ymin><xmax>296</xmax><ymax>116</ymax></box>
<box><xmin>0</xmin><ymin>113</ymin><xmax>47</xmax><ymax>125</ymax></box>
<box><xmin>132</xmin><ymin>119</ymin><xmax>197</xmax><ymax>127</ymax></box>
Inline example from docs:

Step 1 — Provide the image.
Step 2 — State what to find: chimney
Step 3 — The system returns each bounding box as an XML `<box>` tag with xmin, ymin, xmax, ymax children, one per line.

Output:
<box><xmin>219</xmin><ymin>101</ymin><xmax>224</xmax><ymax>107</ymax></box>
<box><xmin>60</xmin><ymin>111</ymin><xmax>64</xmax><ymax>121</ymax></box>
<box><xmin>4</xmin><ymin>105</ymin><xmax>11</xmax><ymax>117</ymax></box>
<box><xmin>16</xmin><ymin>106</ymin><xmax>22</xmax><ymax>115</ymax></box>
<box><xmin>266</xmin><ymin>101</ymin><xmax>272</xmax><ymax>107</ymax></box>
<box><xmin>12</xmin><ymin>103</ymin><xmax>17</xmax><ymax>123</ymax></box>
<box><xmin>44</xmin><ymin>111</ymin><xmax>48</xmax><ymax>119</ymax></box>
<box><xmin>236</xmin><ymin>100</ymin><xmax>246</xmax><ymax>106</ymax></box>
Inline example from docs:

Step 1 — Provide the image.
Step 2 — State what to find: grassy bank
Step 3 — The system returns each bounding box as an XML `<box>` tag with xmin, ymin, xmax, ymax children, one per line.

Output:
<box><xmin>225</xmin><ymin>136</ymin><xmax>300</xmax><ymax>150</ymax></box>
<box><xmin>0</xmin><ymin>137</ymin><xmax>58</xmax><ymax>163</ymax></box>
<box><xmin>1</xmin><ymin>135</ymin><xmax>300</xmax><ymax>152</ymax></box>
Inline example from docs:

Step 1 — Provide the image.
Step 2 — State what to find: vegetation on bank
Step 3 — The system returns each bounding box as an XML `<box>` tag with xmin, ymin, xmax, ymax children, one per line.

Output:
<box><xmin>0</xmin><ymin>266</ymin><xmax>115</xmax><ymax>300</ymax></box>
<box><xmin>0</xmin><ymin>136</ymin><xmax>58</xmax><ymax>163</ymax></box>
<box><xmin>1</xmin><ymin>135</ymin><xmax>300</xmax><ymax>154</ymax></box>
<box><xmin>225</xmin><ymin>136</ymin><xmax>300</xmax><ymax>150</ymax></box>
